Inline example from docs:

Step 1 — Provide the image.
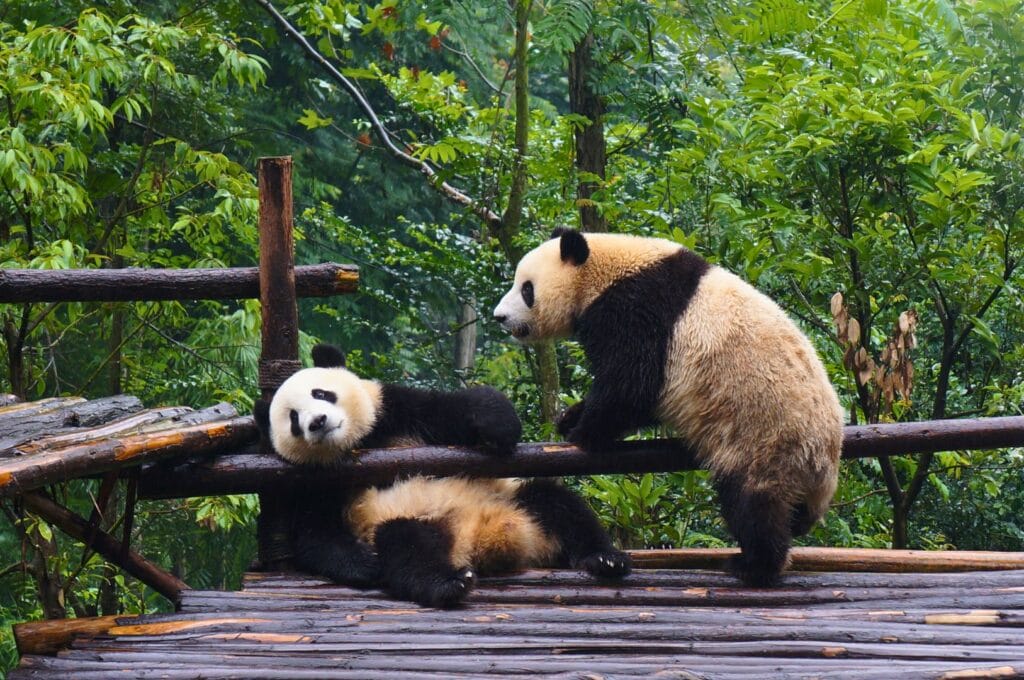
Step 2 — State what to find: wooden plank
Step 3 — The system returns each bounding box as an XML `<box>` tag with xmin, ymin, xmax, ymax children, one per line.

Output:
<box><xmin>0</xmin><ymin>263</ymin><xmax>357</xmax><ymax>303</ymax></box>
<box><xmin>0</xmin><ymin>416</ymin><xmax>257</xmax><ymax>496</ymax></box>
<box><xmin>137</xmin><ymin>416</ymin><xmax>1024</xmax><ymax>499</ymax></box>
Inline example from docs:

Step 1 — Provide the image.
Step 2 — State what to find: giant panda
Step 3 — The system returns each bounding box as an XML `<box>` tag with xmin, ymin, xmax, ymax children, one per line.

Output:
<box><xmin>493</xmin><ymin>228</ymin><xmax>843</xmax><ymax>587</ymax></box>
<box><xmin>253</xmin><ymin>343</ymin><xmax>630</xmax><ymax>608</ymax></box>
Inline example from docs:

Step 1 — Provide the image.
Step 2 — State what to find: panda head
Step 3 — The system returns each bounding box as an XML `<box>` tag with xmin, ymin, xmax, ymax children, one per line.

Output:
<box><xmin>493</xmin><ymin>227</ymin><xmax>591</xmax><ymax>343</ymax></box>
<box><xmin>253</xmin><ymin>344</ymin><xmax>380</xmax><ymax>465</ymax></box>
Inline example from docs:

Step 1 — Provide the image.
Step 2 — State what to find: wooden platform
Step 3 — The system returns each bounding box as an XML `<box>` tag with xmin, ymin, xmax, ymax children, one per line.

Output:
<box><xmin>12</xmin><ymin>566</ymin><xmax>1024</xmax><ymax>679</ymax></box>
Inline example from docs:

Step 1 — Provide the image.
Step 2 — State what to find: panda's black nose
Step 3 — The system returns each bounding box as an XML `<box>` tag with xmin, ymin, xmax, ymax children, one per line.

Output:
<box><xmin>494</xmin><ymin>313</ymin><xmax>507</xmax><ymax>324</ymax></box>
<box><xmin>309</xmin><ymin>414</ymin><xmax>327</xmax><ymax>432</ymax></box>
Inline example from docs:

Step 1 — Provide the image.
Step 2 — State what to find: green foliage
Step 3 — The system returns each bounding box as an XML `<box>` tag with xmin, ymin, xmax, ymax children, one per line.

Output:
<box><xmin>2</xmin><ymin>2</ymin><xmax>1024</xmax><ymax>674</ymax></box>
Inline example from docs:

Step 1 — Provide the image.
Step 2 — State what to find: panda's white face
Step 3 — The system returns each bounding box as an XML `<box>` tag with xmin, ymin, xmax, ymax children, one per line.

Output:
<box><xmin>493</xmin><ymin>238</ymin><xmax>579</xmax><ymax>342</ymax></box>
<box><xmin>266</xmin><ymin>366</ymin><xmax>380</xmax><ymax>465</ymax></box>
<box><xmin>495</xmin><ymin>229</ymin><xmax>686</xmax><ymax>343</ymax></box>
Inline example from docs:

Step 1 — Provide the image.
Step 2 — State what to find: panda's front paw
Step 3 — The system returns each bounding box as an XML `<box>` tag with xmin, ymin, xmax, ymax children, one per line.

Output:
<box><xmin>577</xmin><ymin>550</ymin><xmax>631</xmax><ymax>579</ymax></box>
<box><xmin>464</xmin><ymin>387</ymin><xmax>522</xmax><ymax>454</ymax></box>
<box><xmin>567</xmin><ymin>425</ymin><xmax>616</xmax><ymax>454</ymax></box>
<box><xmin>555</xmin><ymin>401</ymin><xmax>585</xmax><ymax>437</ymax></box>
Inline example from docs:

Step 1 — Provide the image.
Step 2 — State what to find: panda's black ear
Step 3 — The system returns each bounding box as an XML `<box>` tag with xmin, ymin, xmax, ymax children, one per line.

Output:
<box><xmin>311</xmin><ymin>343</ymin><xmax>346</xmax><ymax>368</ymax></box>
<box><xmin>253</xmin><ymin>399</ymin><xmax>271</xmax><ymax>434</ymax></box>
<box><xmin>554</xmin><ymin>227</ymin><xmax>589</xmax><ymax>266</ymax></box>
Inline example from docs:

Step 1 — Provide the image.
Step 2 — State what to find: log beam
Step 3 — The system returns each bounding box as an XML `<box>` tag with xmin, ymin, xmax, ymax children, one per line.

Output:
<box><xmin>136</xmin><ymin>415</ymin><xmax>1024</xmax><ymax>499</ymax></box>
<box><xmin>20</xmin><ymin>492</ymin><xmax>187</xmax><ymax>606</ymax></box>
<box><xmin>0</xmin><ymin>263</ymin><xmax>357</xmax><ymax>303</ymax></box>
<box><xmin>0</xmin><ymin>416</ymin><xmax>257</xmax><ymax>497</ymax></box>
<box><xmin>13</xmin><ymin>614</ymin><xmax>135</xmax><ymax>657</ymax></box>
<box><xmin>629</xmin><ymin>547</ymin><xmax>1024</xmax><ymax>573</ymax></box>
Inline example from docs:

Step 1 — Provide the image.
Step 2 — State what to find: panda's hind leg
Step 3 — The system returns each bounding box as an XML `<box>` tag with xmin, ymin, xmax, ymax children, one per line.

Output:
<box><xmin>514</xmin><ymin>479</ymin><xmax>630</xmax><ymax>578</ymax></box>
<box><xmin>374</xmin><ymin>518</ymin><xmax>475</xmax><ymax>608</ymax></box>
<box><xmin>715</xmin><ymin>474</ymin><xmax>792</xmax><ymax>588</ymax></box>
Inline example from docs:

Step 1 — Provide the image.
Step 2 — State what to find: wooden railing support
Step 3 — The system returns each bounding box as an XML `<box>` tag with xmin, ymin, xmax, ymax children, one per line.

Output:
<box><xmin>21</xmin><ymin>492</ymin><xmax>187</xmax><ymax>606</ymax></box>
<box><xmin>255</xmin><ymin>156</ymin><xmax>300</xmax><ymax>572</ymax></box>
<box><xmin>0</xmin><ymin>264</ymin><xmax>357</xmax><ymax>303</ymax></box>
<box><xmin>136</xmin><ymin>415</ymin><xmax>1024</xmax><ymax>499</ymax></box>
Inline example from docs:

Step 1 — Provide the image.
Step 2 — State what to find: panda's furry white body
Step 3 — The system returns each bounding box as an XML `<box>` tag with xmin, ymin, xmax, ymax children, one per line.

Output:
<box><xmin>660</xmin><ymin>266</ymin><xmax>842</xmax><ymax>522</ymax></box>
<box><xmin>494</xmin><ymin>229</ymin><xmax>843</xmax><ymax>586</ymax></box>
<box><xmin>254</xmin><ymin>343</ymin><xmax>629</xmax><ymax>608</ymax></box>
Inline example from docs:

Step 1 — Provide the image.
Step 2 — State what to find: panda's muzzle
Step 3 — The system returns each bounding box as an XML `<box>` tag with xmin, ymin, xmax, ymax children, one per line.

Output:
<box><xmin>494</xmin><ymin>314</ymin><xmax>531</xmax><ymax>340</ymax></box>
<box><xmin>308</xmin><ymin>414</ymin><xmax>327</xmax><ymax>432</ymax></box>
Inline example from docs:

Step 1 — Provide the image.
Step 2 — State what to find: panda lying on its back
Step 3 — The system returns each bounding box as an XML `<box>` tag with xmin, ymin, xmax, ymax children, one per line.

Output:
<box><xmin>253</xmin><ymin>343</ymin><xmax>630</xmax><ymax>608</ymax></box>
<box><xmin>494</xmin><ymin>228</ymin><xmax>844</xmax><ymax>587</ymax></box>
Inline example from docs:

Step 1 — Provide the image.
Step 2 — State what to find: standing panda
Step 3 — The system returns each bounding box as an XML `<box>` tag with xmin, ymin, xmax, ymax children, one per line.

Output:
<box><xmin>493</xmin><ymin>228</ymin><xmax>843</xmax><ymax>587</ymax></box>
<box><xmin>253</xmin><ymin>343</ymin><xmax>630</xmax><ymax>608</ymax></box>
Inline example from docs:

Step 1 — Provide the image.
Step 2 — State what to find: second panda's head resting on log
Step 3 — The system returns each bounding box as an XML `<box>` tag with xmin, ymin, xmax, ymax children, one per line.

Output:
<box><xmin>253</xmin><ymin>343</ymin><xmax>524</xmax><ymax>464</ymax></box>
<box><xmin>250</xmin><ymin>343</ymin><xmax>630</xmax><ymax>609</ymax></box>
<box><xmin>255</xmin><ymin>344</ymin><xmax>382</xmax><ymax>465</ymax></box>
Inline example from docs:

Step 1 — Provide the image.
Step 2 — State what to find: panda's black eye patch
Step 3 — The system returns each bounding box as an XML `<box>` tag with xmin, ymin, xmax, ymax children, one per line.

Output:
<box><xmin>289</xmin><ymin>409</ymin><xmax>302</xmax><ymax>437</ymax></box>
<box><xmin>521</xmin><ymin>281</ymin><xmax>534</xmax><ymax>308</ymax></box>
<box><xmin>311</xmin><ymin>389</ymin><xmax>337</xmax><ymax>404</ymax></box>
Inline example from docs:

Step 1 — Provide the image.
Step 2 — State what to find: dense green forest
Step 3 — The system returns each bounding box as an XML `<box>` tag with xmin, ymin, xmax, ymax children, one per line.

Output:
<box><xmin>1</xmin><ymin>0</ymin><xmax>1022</xmax><ymax>672</ymax></box>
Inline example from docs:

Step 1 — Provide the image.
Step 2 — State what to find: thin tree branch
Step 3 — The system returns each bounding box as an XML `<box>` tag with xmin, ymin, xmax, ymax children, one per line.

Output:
<box><xmin>250</xmin><ymin>0</ymin><xmax>501</xmax><ymax>230</ymax></box>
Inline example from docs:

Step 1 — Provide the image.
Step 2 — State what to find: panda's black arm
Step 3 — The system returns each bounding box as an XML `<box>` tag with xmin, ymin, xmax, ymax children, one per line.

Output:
<box><xmin>362</xmin><ymin>384</ymin><xmax>522</xmax><ymax>454</ymax></box>
<box><xmin>568</xmin><ymin>302</ymin><xmax>673</xmax><ymax>450</ymax></box>
<box><xmin>566</xmin><ymin>249</ymin><xmax>707</xmax><ymax>451</ymax></box>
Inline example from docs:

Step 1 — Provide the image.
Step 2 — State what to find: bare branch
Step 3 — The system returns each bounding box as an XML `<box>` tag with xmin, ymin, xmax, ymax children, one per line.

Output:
<box><xmin>250</xmin><ymin>0</ymin><xmax>501</xmax><ymax>230</ymax></box>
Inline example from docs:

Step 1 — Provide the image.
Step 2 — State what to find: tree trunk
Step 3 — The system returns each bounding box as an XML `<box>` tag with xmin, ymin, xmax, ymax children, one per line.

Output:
<box><xmin>4</xmin><ymin>309</ymin><xmax>26</xmax><ymax>398</ymax></box>
<box><xmin>28</xmin><ymin>523</ymin><xmax>65</xmax><ymax>619</ymax></box>
<box><xmin>568</xmin><ymin>29</ymin><xmax>607</xmax><ymax>232</ymax></box>
<box><xmin>453</xmin><ymin>301</ymin><xmax>477</xmax><ymax>372</ymax></box>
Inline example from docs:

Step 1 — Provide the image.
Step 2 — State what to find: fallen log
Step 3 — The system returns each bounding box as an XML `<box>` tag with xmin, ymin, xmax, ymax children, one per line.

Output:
<box><xmin>10</xmin><ymin>403</ymin><xmax>240</xmax><ymax>457</ymax></box>
<box><xmin>0</xmin><ymin>416</ymin><xmax>257</xmax><ymax>497</ymax></box>
<box><xmin>20</xmin><ymin>492</ymin><xmax>187</xmax><ymax>605</ymax></box>
<box><xmin>0</xmin><ymin>263</ymin><xmax>358</xmax><ymax>303</ymax></box>
<box><xmin>0</xmin><ymin>397</ymin><xmax>87</xmax><ymax>423</ymax></box>
<box><xmin>13</xmin><ymin>615</ymin><xmax>135</xmax><ymax>657</ymax></box>
<box><xmin>0</xmin><ymin>395</ymin><xmax>144</xmax><ymax>453</ymax></box>
<box><xmin>136</xmin><ymin>415</ymin><xmax>1024</xmax><ymax>499</ymax></box>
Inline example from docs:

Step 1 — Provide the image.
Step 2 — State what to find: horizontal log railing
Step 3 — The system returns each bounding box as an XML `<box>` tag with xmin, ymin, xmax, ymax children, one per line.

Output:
<box><xmin>136</xmin><ymin>415</ymin><xmax>1024</xmax><ymax>499</ymax></box>
<box><xmin>0</xmin><ymin>263</ymin><xmax>358</xmax><ymax>303</ymax></box>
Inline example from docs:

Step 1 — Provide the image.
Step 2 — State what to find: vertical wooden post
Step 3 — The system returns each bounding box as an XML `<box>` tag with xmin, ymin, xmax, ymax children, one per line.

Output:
<box><xmin>256</xmin><ymin>156</ymin><xmax>299</xmax><ymax>571</ymax></box>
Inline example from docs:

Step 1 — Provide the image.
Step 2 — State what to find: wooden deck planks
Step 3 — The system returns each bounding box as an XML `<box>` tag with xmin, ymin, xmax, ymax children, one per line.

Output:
<box><xmin>12</xmin><ymin>567</ymin><xmax>1024</xmax><ymax>679</ymax></box>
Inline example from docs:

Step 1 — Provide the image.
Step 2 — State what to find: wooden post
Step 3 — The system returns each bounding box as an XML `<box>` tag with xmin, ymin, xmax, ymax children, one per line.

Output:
<box><xmin>255</xmin><ymin>156</ymin><xmax>299</xmax><ymax>572</ymax></box>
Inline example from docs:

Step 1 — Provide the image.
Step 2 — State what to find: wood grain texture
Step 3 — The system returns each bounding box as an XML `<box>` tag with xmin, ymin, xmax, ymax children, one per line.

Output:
<box><xmin>137</xmin><ymin>416</ymin><xmax>1024</xmax><ymax>499</ymax></box>
<box><xmin>0</xmin><ymin>263</ymin><xmax>357</xmax><ymax>302</ymax></box>
<box><xmin>0</xmin><ymin>416</ymin><xmax>257</xmax><ymax>497</ymax></box>
<box><xmin>10</xmin><ymin>567</ymin><xmax>1024</xmax><ymax>678</ymax></box>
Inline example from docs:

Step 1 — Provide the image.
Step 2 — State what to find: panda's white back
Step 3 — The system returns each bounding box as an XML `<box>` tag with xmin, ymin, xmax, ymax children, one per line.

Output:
<box><xmin>658</xmin><ymin>266</ymin><xmax>843</xmax><ymax>515</ymax></box>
